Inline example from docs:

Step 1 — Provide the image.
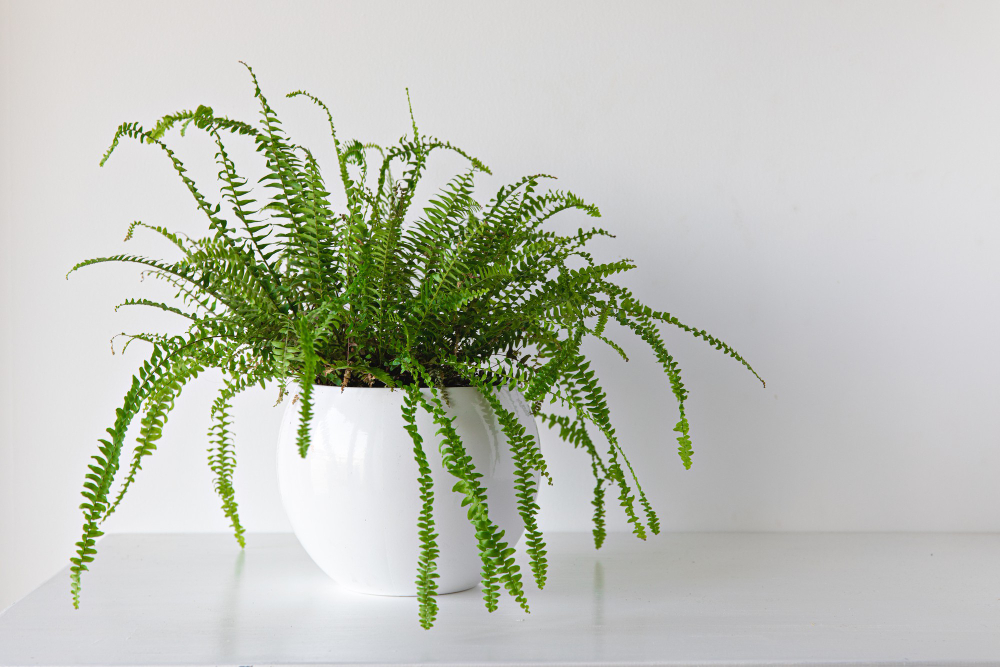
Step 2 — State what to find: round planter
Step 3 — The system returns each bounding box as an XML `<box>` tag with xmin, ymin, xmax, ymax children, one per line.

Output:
<box><xmin>276</xmin><ymin>385</ymin><xmax>539</xmax><ymax>596</ymax></box>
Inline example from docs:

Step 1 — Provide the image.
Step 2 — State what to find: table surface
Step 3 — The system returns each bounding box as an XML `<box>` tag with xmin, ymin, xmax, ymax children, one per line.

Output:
<box><xmin>2</xmin><ymin>532</ymin><xmax>999</xmax><ymax>666</ymax></box>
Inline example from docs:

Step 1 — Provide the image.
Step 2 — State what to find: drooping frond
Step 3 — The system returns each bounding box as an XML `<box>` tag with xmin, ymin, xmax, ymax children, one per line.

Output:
<box><xmin>207</xmin><ymin>373</ymin><xmax>258</xmax><ymax>548</ymax></box>
<box><xmin>400</xmin><ymin>386</ymin><xmax>439</xmax><ymax>628</ymax></box>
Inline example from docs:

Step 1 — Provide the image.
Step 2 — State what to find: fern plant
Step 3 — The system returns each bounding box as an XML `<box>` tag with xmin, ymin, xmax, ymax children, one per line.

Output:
<box><xmin>68</xmin><ymin>63</ymin><xmax>763</xmax><ymax>629</ymax></box>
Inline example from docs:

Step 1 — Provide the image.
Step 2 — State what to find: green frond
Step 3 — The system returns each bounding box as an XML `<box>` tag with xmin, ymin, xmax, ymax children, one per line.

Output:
<box><xmin>403</xmin><ymin>359</ymin><xmax>528</xmax><ymax>614</ymax></box>
<box><xmin>400</xmin><ymin>386</ymin><xmax>439</xmax><ymax>628</ymax></box>
<box><xmin>208</xmin><ymin>375</ymin><xmax>254</xmax><ymax>547</ymax></box>
<box><xmin>294</xmin><ymin>317</ymin><xmax>318</xmax><ymax>458</ymax></box>
<box><xmin>462</xmin><ymin>374</ymin><xmax>548</xmax><ymax>588</ymax></box>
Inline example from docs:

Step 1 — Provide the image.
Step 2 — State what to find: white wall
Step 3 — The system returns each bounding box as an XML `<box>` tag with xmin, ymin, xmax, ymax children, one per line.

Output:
<box><xmin>3</xmin><ymin>0</ymin><xmax>1000</xmax><ymax>611</ymax></box>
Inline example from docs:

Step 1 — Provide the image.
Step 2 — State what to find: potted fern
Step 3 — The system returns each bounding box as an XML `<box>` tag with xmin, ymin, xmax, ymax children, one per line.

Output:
<box><xmin>68</xmin><ymin>63</ymin><xmax>763</xmax><ymax>629</ymax></box>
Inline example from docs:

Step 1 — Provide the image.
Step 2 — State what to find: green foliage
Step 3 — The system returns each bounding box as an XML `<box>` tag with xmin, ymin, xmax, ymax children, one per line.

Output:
<box><xmin>67</xmin><ymin>63</ymin><xmax>763</xmax><ymax>626</ymax></box>
<box><xmin>207</xmin><ymin>377</ymin><xmax>251</xmax><ymax>548</ymax></box>
<box><xmin>400</xmin><ymin>387</ymin><xmax>440</xmax><ymax>628</ymax></box>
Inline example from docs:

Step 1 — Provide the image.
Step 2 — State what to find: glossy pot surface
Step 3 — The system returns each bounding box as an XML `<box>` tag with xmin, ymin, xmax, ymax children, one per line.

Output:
<box><xmin>276</xmin><ymin>385</ymin><xmax>538</xmax><ymax>596</ymax></box>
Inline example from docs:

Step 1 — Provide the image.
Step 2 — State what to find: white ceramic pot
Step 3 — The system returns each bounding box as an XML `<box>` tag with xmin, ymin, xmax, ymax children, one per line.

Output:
<box><xmin>276</xmin><ymin>385</ymin><xmax>538</xmax><ymax>596</ymax></box>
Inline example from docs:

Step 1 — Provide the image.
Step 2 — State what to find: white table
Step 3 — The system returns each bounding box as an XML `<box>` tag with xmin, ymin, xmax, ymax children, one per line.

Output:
<box><xmin>2</xmin><ymin>532</ymin><xmax>999</xmax><ymax>666</ymax></box>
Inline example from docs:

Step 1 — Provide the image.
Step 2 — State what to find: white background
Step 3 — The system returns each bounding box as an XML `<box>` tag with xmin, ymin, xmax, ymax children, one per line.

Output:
<box><xmin>3</xmin><ymin>0</ymin><xmax>1000</xmax><ymax>612</ymax></box>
